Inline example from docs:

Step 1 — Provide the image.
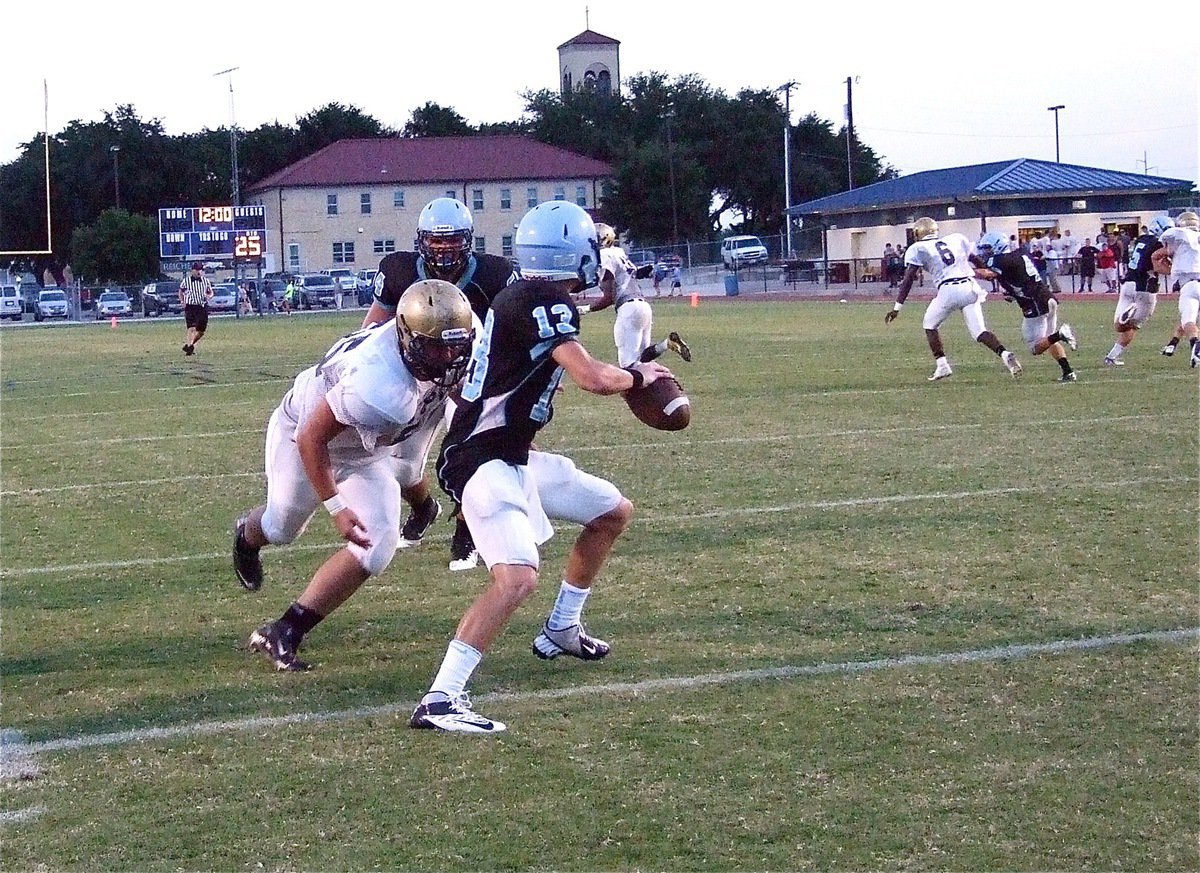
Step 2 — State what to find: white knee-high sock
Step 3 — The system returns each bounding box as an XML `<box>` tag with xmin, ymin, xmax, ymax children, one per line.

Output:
<box><xmin>426</xmin><ymin>639</ymin><xmax>482</xmax><ymax>700</ymax></box>
<box><xmin>547</xmin><ymin>580</ymin><xmax>590</xmax><ymax>630</ymax></box>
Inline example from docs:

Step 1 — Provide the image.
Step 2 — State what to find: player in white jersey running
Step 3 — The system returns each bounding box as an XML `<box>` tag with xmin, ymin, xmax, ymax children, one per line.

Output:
<box><xmin>584</xmin><ymin>223</ymin><xmax>691</xmax><ymax>366</ymax></box>
<box><xmin>231</xmin><ymin>280</ymin><xmax>476</xmax><ymax>671</ymax></box>
<box><xmin>884</xmin><ymin>217</ymin><xmax>1021</xmax><ymax>381</ymax></box>
<box><xmin>1152</xmin><ymin>211</ymin><xmax>1200</xmax><ymax>368</ymax></box>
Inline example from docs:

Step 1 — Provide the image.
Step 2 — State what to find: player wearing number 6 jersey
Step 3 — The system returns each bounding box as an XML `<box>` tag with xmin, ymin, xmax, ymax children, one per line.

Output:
<box><xmin>409</xmin><ymin>201</ymin><xmax>673</xmax><ymax>734</ymax></box>
<box><xmin>884</xmin><ymin>217</ymin><xmax>1021</xmax><ymax>381</ymax></box>
<box><xmin>231</xmin><ymin>280</ymin><xmax>475</xmax><ymax>671</ymax></box>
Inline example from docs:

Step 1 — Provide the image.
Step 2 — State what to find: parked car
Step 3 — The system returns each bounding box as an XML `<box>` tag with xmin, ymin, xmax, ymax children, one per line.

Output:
<box><xmin>0</xmin><ymin>285</ymin><xmax>22</xmax><ymax>321</ymax></box>
<box><xmin>721</xmin><ymin>235</ymin><xmax>769</xmax><ymax>269</ymax></box>
<box><xmin>209</xmin><ymin>283</ymin><xmax>239</xmax><ymax>313</ymax></box>
<box><xmin>142</xmin><ymin>280</ymin><xmax>183</xmax><ymax>317</ymax></box>
<box><xmin>355</xmin><ymin>268</ymin><xmax>378</xmax><ymax>306</ymax></box>
<box><xmin>293</xmin><ymin>273</ymin><xmax>338</xmax><ymax>309</ymax></box>
<box><xmin>94</xmin><ymin>289</ymin><xmax>133</xmax><ymax>319</ymax></box>
<box><xmin>34</xmin><ymin>288</ymin><xmax>70</xmax><ymax>321</ymax></box>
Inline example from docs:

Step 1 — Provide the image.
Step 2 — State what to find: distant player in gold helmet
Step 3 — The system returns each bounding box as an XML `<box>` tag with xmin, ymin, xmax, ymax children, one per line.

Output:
<box><xmin>884</xmin><ymin>217</ymin><xmax>1022</xmax><ymax>381</ymax></box>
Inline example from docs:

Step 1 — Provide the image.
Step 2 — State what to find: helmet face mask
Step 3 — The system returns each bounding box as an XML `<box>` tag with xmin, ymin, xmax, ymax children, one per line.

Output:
<box><xmin>417</xmin><ymin>198</ymin><xmax>474</xmax><ymax>276</ymax></box>
<box><xmin>595</xmin><ymin>223</ymin><xmax>618</xmax><ymax>248</ymax></box>
<box><xmin>912</xmin><ymin>217</ymin><xmax>939</xmax><ymax>241</ymax></box>
<box><xmin>396</xmin><ymin>279</ymin><xmax>475</xmax><ymax>387</ymax></box>
<box><xmin>513</xmin><ymin>201</ymin><xmax>601</xmax><ymax>290</ymax></box>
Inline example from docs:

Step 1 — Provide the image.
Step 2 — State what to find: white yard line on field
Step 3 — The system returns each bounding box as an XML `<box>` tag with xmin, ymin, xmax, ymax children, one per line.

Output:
<box><xmin>2</xmin><ymin>412</ymin><xmax>1188</xmax><ymax>495</ymax></box>
<box><xmin>2</xmin><ymin>628</ymin><xmax>1194</xmax><ymax>759</ymax></box>
<box><xmin>1</xmin><ymin>474</ymin><xmax>1192</xmax><ymax>579</ymax></box>
<box><xmin>2</xmin><ymin>429</ymin><xmax>263</xmax><ymax>450</ymax></box>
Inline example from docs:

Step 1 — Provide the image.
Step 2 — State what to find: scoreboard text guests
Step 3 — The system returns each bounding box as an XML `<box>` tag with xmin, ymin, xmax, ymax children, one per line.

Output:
<box><xmin>158</xmin><ymin>205</ymin><xmax>268</xmax><ymax>262</ymax></box>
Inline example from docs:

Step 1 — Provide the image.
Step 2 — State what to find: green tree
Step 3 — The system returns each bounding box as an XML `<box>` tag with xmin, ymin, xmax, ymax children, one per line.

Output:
<box><xmin>294</xmin><ymin>103</ymin><xmax>391</xmax><ymax>155</ymax></box>
<box><xmin>70</xmin><ymin>209</ymin><xmax>160</xmax><ymax>283</ymax></box>
<box><xmin>402</xmin><ymin>102</ymin><xmax>473</xmax><ymax>138</ymax></box>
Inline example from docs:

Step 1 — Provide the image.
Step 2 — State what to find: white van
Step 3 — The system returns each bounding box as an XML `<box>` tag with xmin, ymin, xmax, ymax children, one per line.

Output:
<box><xmin>0</xmin><ymin>285</ymin><xmax>22</xmax><ymax>321</ymax></box>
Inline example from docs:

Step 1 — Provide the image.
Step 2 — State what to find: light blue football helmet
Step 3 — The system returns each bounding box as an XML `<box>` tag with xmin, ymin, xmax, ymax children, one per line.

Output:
<box><xmin>416</xmin><ymin>198</ymin><xmax>474</xmax><ymax>274</ymax></box>
<box><xmin>976</xmin><ymin>231</ymin><xmax>1009</xmax><ymax>256</ymax></box>
<box><xmin>513</xmin><ymin>201</ymin><xmax>600</xmax><ymax>288</ymax></box>
<box><xmin>1148</xmin><ymin>216</ymin><xmax>1175</xmax><ymax>238</ymax></box>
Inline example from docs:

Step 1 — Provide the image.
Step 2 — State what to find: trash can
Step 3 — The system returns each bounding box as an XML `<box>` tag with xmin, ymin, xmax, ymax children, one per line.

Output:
<box><xmin>724</xmin><ymin>274</ymin><xmax>739</xmax><ymax>296</ymax></box>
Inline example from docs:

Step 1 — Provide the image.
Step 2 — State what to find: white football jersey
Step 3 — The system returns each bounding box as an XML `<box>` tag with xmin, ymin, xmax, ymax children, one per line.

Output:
<box><xmin>904</xmin><ymin>233</ymin><xmax>977</xmax><ymax>285</ymax></box>
<box><xmin>1160</xmin><ymin>227</ymin><xmax>1200</xmax><ymax>274</ymax></box>
<box><xmin>283</xmin><ymin>321</ymin><xmax>450</xmax><ymax>466</ymax></box>
<box><xmin>600</xmin><ymin>245</ymin><xmax>641</xmax><ymax>306</ymax></box>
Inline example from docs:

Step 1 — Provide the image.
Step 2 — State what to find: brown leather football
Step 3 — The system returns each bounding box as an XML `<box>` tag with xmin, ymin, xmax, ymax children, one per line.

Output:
<box><xmin>623</xmin><ymin>375</ymin><xmax>690</xmax><ymax>431</ymax></box>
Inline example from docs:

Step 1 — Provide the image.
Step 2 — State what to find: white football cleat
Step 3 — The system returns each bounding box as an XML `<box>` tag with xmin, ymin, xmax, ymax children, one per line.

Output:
<box><xmin>1002</xmin><ymin>351</ymin><xmax>1023</xmax><ymax>377</ymax></box>
<box><xmin>927</xmin><ymin>359</ymin><xmax>953</xmax><ymax>381</ymax></box>
<box><xmin>1058</xmin><ymin>323</ymin><xmax>1078</xmax><ymax>351</ymax></box>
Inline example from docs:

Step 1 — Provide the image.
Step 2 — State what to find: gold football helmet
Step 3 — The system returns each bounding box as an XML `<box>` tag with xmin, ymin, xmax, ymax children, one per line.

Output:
<box><xmin>396</xmin><ymin>279</ymin><xmax>475</xmax><ymax>387</ymax></box>
<box><xmin>912</xmin><ymin>217</ymin><xmax>939</xmax><ymax>240</ymax></box>
<box><xmin>595</xmin><ymin>223</ymin><xmax>618</xmax><ymax>248</ymax></box>
<box><xmin>1175</xmin><ymin>211</ymin><xmax>1199</xmax><ymax>230</ymax></box>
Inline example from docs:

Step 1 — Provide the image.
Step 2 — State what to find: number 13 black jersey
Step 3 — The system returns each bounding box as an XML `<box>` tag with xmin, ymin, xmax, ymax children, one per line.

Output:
<box><xmin>436</xmin><ymin>280</ymin><xmax>581</xmax><ymax>501</ymax></box>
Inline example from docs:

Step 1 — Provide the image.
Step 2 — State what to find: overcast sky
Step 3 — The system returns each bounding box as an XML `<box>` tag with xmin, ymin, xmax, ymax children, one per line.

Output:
<box><xmin>7</xmin><ymin>1</ymin><xmax>1198</xmax><ymax>185</ymax></box>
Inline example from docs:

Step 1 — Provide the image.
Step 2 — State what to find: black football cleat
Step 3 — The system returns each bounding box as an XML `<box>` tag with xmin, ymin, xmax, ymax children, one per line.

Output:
<box><xmin>248</xmin><ymin>621</ymin><xmax>310</xmax><ymax>672</ymax></box>
<box><xmin>398</xmin><ymin>497</ymin><xmax>441</xmax><ymax>548</ymax></box>
<box><xmin>532</xmin><ymin>622</ymin><xmax>610</xmax><ymax>661</ymax></box>
<box><xmin>232</xmin><ymin>516</ymin><xmax>263</xmax><ymax>591</ymax></box>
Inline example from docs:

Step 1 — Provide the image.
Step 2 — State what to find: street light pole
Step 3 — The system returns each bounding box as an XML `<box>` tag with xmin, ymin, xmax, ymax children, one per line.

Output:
<box><xmin>214</xmin><ymin>67</ymin><xmax>241</xmax><ymax>207</ymax></box>
<box><xmin>110</xmin><ymin>145</ymin><xmax>120</xmax><ymax>209</ymax></box>
<box><xmin>777</xmin><ymin>81</ymin><xmax>798</xmax><ymax>257</ymax></box>
<box><xmin>1047</xmin><ymin>104</ymin><xmax>1065</xmax><ymax>163</ymax></box>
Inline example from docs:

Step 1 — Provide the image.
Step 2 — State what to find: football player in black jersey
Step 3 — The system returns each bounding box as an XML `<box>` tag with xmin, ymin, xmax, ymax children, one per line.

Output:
<box><xmin>409</xmin><ymin>201</ymin><xmax>673</xmax><ymax>734</ymax></box>
<box><xmin>1100</xmin><ymin>216</ymin><xmax>1174</xmax><ymax>366</ymax></box>
<box><xmin>361</xmin><ymin>198</ymin><xmax>516</xmax><ymax>571</ymax></box>
<box><xmin>973</xmin><ymin>232</ymin><xmax>1078</xmax><ymax>382</ymax></box>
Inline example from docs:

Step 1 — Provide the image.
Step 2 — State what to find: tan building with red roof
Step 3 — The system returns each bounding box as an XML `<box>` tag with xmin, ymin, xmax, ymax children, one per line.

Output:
<box><xmin>245</xmin><ymin>136</ymin><xmax>613</xmax><ymax>274</ymax></box>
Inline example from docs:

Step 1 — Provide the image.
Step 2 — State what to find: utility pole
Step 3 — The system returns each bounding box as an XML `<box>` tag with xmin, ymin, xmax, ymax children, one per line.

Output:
<box><xmin>110</xmin><ymin>145</ymin><xmax>121</xmax><ymax>209</ymax></box>
<box><xmin>1047</xmin><ymin>104</ymin><xmax>1065</xmax><ymax>163</ymax></box>
<box><xmin>845</xmin><ymin>76</ymin><xmax>855</xmax><ymax>190</ymax></box>
<box><xmin>214</xmin><ymin>67</ymin><xmax>241</xmax><ymax>207</ymax></box>
<box><xmin>777</xmin><ymin>81</ymin><xmax>798</xmax><ymax>256</ymax></box>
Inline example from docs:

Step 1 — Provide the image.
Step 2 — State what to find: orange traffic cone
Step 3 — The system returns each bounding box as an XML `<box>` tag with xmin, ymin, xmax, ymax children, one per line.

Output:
<box><xmin>110</xmin><ymin>316</ymin><xmax>117</xmax><ymax>328</ymax></box>
<box><xmin>690</xmin><ymin>293</ymin><xmax>699</xmax><ymax>308</ymax></box>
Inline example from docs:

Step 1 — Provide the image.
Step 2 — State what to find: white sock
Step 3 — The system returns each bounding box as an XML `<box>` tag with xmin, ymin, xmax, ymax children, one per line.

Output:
<box><xmin>547</xmin><ymin>581</ymin><xmax>590</xmax><ymax>630</ymax></box>
<box><xmin>1107</xmin><ymin>343</ymin><xmax>1124</xmax><ymax>359</ymax></box>
<box><xmin>425</xmin><ymin>638</ymin><xmax>482</xmax><ymax>702</ymax></box>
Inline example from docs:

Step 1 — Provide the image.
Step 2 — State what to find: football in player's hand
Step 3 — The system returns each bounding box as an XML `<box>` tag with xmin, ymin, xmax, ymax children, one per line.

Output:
<box><xmin>623</xmin><ymin>375</ymin><xmax>690</xmax><ymax>431</ymax></box>
<box><xmin>1153</xmin><ymin>255</ymin><xmax>1173</xmax><ymax>275</ymax></box>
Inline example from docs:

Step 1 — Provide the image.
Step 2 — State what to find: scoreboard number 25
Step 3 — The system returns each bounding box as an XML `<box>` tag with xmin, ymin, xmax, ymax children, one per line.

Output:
<box><xmin>234</xmin><ymin>232</ymin><xmax>262</xmax><ymax>259</ymax></box>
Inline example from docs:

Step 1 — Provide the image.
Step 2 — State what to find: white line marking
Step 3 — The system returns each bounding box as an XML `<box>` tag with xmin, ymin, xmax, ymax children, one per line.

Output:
<box><xmin>2</xmin><ymin>412</ymin><xmax>1189</xmax><ymax>496</ymax></box>
<box><xmin>8</xmin><ymin>398</ymin><xmax>265</xmax><ymax>423</ymax></box>
<box><xmin>4</xmin><ymin>629</ymin><xmax>1193</xmax><ymax>757</ymax></box>
<box><xmin>2</xmin><ymin>428</ymin><xmax>263</xmax><ymax>450</ymax></box>
<box><xmin>0</xmin><ymin>806</ymin><xmax>47</xmax><ymax>826</ymax></box>
<box><xmin>1</xmin><ymin>475</ymin><xmax>1192</xmax><ymax>578</ymax></box>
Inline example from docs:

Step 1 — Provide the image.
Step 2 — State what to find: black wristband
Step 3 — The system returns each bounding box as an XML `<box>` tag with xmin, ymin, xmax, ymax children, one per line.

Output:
<box><xmin>624</xmin><ymin>367</ymin><xmax>644</xmax><ymax>390</ymax></box>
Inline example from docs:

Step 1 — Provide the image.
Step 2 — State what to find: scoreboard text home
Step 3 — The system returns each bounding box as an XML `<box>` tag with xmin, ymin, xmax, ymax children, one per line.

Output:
<box><xmin>158</xmin><ymin>205</ymin><xmax>268</xmax><ymax>262</ymax></box>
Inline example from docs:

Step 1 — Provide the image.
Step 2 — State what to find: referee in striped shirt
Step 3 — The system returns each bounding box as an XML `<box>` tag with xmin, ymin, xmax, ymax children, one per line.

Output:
<box><xmin>178</xmin><ymin>262</ymin><xmax>214</xmax><ymax>356</ymax></box>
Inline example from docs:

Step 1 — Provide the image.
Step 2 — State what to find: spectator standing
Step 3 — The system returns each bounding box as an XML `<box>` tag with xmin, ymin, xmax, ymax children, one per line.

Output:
<box><xmin>1044</xmin><ymin>237</ymin><xmax>1063</xmax><ymax>295</ymax></box>
<box><xmin>669</xmin><ymin>263</ymin><xmax>683</xmax><ymax>297</ymax></box>
<box><xmin>178</xmin><ymin>262</ymin><xmax>213</xmax><ymax>356</ymax></box>
<box><xmin>1077</xmin><ymin>238</ymin><xmax>1099</xmax><ymax>292</ymax></box>
<box><xmin>1097</xmin><ymin>237</ymin><xmax>1118</xmax><ymax>292</ymax></box>
<box><xmin>1060</xmin><ymin>230</ymin><xmax>1078</xmax><ymax>280</ymax></box>
<box><xmin>885</xmin><ymin>243</ymin><xmax>904</xmax><ymax>288</ymax></box>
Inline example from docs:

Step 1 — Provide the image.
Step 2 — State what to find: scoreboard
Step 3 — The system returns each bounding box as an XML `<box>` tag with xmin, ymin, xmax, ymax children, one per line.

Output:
<box><xmin>158</xmin><ymin>205</ymin><xmax>268</xmax><ymax>262</ymax></box>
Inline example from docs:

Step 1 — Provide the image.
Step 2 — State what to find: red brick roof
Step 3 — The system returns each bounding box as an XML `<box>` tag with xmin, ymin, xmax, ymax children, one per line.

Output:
<box><xmin>557</xmin><ymin>29</ymin><xmax>620</xmax><ymax>49</ymax></box>
<box><xmin>247</xmin><ymin>136</ymin><xmax>613</xmax><ymax>192</ymax></box>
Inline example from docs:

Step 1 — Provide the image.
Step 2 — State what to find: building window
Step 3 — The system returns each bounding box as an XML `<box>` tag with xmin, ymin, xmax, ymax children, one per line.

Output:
<box><xmin>553</xmin><ymin>186</ymin><xmax>565</xmax><ymax>201</ymax></box>
<box><xmin>472</xmin><ymin>189</ymin><xmax>484</xmax><ymax>211</ymax></box>
<box><xmin>474</xmin><ymin>236</ymin><xmax>486</xmax><ymax>254</ymax></box>
<box><xmin>361</xmin><ymin>193</ymin><xmax>371</xmax><ymax>215</ymax></box>
<box><xmin>333</xmin><ymin>242</ymin><xmax>355</xmax><ymax>264</ymax></box>
<box><xmin>597</xmin><ymin>70</ymin><xmax>612</xmax><ymax>96</ymax></box>
<box><xmin>502</xmin><ymin>234</ymin><xmax>513</xmax><ymax>257</ymax></box>
<box><xmin>394</xmin><ymin>190</ymin><xmax>405</xmax><ymax>209</ymax></box>
<box><xmin>287</xmin><ymin>243</ymin><xmax>300</xmax><ymax>271</ymax></box>
<box><xmin>373</xmin><ymin>239</ymin><xmax>396</xmax><ymax>255</ymax></box>
<box><xmin>575</xmin><ymin>186</ymin><xmax>587</xmax><ymax>207</ymax></box>
<box><xmin>445</xmin><ymin>189</ymin><xmax>456</xmax><ymax>199</ymax></box>
<box><xmin>527</xmin><ymin>187</ymin><xmax>538</xmax><ymax>208</ymax></box>
<box><xmin>326</xmin><ymin>194</ymin><xmax>338</xmax><ymax>216</ymax></box>
<box><xmin>500</xmin><ymin>189</ymin><xmax>512</xmax><ymax>210</ymax></box>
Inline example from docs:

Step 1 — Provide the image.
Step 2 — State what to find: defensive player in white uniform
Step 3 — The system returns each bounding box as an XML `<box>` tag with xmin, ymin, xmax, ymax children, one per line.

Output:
<box><xmin>885</xmin><ymin>217</ymin><xmax>1022</xmax><ymax>381</ymax></box>
<box><xmin>585</xmin><ymin>223</ymin><xmax>691</xmax><ymax>366</ymax></box>
<box><xmin>231</xmin><ymin>280</ymin><xmax>476</xmax><ymax>671</ymax></box>
<box><xmin>1152</xmin><ymin>211</ymin><xmax>1200</xmax><ymax>368</ymax></box>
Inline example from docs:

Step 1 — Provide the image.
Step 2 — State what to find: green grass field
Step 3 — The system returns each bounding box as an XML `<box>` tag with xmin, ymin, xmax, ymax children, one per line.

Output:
<box><xmin>2</xmin><ymin>299</ymin><xmax>1196</xmax><ymax>871</ymax></box>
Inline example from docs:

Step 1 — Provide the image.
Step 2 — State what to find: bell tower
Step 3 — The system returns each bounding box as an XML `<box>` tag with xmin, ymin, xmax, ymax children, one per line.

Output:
<box><xmin>558</xmin><ymin>28</ymin><xmax>620</xmax><ymax>98</ymax></box>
